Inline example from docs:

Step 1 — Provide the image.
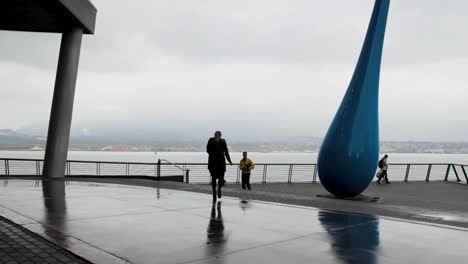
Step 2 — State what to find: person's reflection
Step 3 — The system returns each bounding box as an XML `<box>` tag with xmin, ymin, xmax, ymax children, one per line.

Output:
<box><xmin>42</xmin><ymin>179</ymin><xmax>69</xmax><ymax>248</ymax></box>
<box><xmin>206</xmin><ymin>202</ymin><xmax>227</xmax><ymax>258</ymax></box>
<box><xmin>239</xmin><ymin>200</ymin><xmax>252</xmax><ymax>212</ymax></box>
<box><xmin>318</xmin><ymin>210</ymin><xmax>380</xmax><ymax>264</ymax></box>
<box><xmin>2</xmin><ymin>179</ymin><xmax>7</xmax><ymax>187</ymax></box>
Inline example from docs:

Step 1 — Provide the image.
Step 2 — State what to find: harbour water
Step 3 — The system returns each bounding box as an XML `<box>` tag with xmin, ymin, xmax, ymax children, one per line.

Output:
<box><xmin>1</xmin><ymin>151</ymin><xmax>468</xmax><ymax>164</ymax></box>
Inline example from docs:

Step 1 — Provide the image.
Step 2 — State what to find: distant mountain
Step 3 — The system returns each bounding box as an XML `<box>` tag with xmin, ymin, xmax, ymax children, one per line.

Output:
<box><xmin>0</xmin><ymin>129</ymin><xmax>33</xmax><ymax>141</ymax></box>
<box><xmin>0</xmin><ymin>129</ymin><xmax>28</xmax><ymax>138</ymax></box>
<box><xmin>3</xmin><ymin>127</ymin><xmax>468</xmax><ymax>153</ymax></box>
<box><xmin>0</xmin><ymin>129</ymin><xmax>45</xmax><ymax>150</ymax></box>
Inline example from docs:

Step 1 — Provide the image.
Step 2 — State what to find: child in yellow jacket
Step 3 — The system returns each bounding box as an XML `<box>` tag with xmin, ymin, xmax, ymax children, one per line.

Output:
<box><xmin>239</xmin><ymin>152</ymin><xmax>255</xmax><ymax>190</ymax></box>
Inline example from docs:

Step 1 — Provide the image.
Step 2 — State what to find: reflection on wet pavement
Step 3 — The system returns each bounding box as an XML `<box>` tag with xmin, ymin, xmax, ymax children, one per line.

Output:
<box><xmin>206</xmin><ymin>202</ymin><xmax>227</xmax><ymax>260</ymax></box>
<box><xmin>1</xmin><ymin>179</ymin><xmax>468</xmax><ymax>264</ymax></box>
<box><xmin>319</xmin><ymin>211</ymin><xmax>379</xmax><ymax>264</ymax></box>
<box><xmin>42</xmin><ymin>180</ymin><xmax>69</xmax><ymax>248</ymax></box>
<box><xmin>239</xmin><ymin>200</ymin><xmax>253</xmax><ymax>212</ymax></box>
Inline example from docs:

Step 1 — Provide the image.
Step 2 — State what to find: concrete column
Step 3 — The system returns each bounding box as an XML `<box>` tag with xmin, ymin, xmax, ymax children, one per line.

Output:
<box><xmin>43</xmin><ymin>27</ymin><xmax>83</xmax><ymax>178</ymax></box>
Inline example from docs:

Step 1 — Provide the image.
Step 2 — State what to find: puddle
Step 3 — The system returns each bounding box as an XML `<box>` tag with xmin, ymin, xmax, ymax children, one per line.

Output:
<box><xmin>412</xmin><ymin>213</ymin><xmax>468</xmax><ymax>223</ymax></box>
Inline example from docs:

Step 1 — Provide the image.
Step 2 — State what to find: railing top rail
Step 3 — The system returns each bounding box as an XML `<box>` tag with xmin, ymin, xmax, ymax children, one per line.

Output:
<box><xmin>0</xmin><ymin>158</ymin><xmax>44</xmax><ymax>162</ymax></box>
<box><xmin>390</xmin><ymin>163</ymin><xmax>466</xmax><ymax>166</ymax></box>
<box><xmin>0</xmin><ymin>158</ymin><xmax>467</xmax><ymax>167</ymax></box>
<box><xmin>0</xmin><ymin>158</ymin><xmax>317</xmax><ymax>166</ymax></box>
<box><xmin>159</xmin><ymin>159</ymin><xmax>185</xmax><ymax>171</ymax></box>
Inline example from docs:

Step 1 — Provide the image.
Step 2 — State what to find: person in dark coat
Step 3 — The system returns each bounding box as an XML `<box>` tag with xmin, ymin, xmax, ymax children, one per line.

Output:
<box><xmin>206</xmin><ymin>131</ymin><xmax>232</xmax><ymax>202</ymax></box>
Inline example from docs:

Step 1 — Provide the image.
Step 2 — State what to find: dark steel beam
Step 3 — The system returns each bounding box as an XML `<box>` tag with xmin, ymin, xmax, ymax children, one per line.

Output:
<box><xmin>43</xmin><ymin>27</ymin><xmax>83</xmax><ymax>178</ymax></box>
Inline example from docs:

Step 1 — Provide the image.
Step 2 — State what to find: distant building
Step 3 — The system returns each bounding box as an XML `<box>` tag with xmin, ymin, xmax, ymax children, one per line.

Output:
<box><xmin>31</xmin><ymin>146</ymin><xmax>44</xmax><ymax>151</ymax></box>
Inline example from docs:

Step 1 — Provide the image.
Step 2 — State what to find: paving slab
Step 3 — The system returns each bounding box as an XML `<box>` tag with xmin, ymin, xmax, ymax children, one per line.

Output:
<box><xmin>0</xmin><ymin>215</ymin><xmax>91</xmax><ymax>264</ymax></box>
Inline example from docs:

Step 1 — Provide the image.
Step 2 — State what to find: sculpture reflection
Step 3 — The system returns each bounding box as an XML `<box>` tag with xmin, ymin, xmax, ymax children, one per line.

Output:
<box><xmin>206</xmin><ymin>202</ymin><xmax>227</xmax><ymax>259</ymax></box>
<box><xmin>42</xmin><ymin>179</ymin><xmax>69</xmax><ymax>248</ymax></box>
<box><xmin>318</xmin><ymin>210</ymin><xmax>380</xmax><ymax>264</ymax></box>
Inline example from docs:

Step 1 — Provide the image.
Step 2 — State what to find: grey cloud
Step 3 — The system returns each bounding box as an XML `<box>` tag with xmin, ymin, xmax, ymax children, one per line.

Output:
<box><xmin>4</xmin><ymin>0</ymin><xmax>468</xmax><ymax>71</ymax></box>
<box><xmin>0</xmin><ymin>31</ymin><xmax>60</xmax><ymax>69</ymax></box>
<box><xmin>1</xmin><ymin>0</ymin><xmax>468</xmax><ymax>142</ymax></box>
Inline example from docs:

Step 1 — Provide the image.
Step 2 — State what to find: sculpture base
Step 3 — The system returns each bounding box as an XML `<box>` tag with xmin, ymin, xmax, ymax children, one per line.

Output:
<box><xmin>316</xmin><ymin>194</ymin><xmax>382</xmax><ymax>203</ymax></box>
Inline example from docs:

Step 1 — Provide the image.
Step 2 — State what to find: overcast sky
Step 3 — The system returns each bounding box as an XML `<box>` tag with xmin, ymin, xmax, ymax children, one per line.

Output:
<box><xmin>1</xmin><ymin>0</ymin><xmax>467</xmax><ymax>141</ymax></box>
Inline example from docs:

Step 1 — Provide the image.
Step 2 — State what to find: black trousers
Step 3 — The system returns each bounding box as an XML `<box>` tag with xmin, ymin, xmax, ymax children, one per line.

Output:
<box><xmin>379</xmin><ymin>170</ymin><xmax>389</xmax><ymax>183</ymax></box>
<box><xmin>211</xmin><ymin>171</ymin><xmax>225</xmax><ymax>192</ymax></box>
<box><xmin>242</xmin><ymin>173</ymin><xmax>251</xmax><ymax>190</ymax></box>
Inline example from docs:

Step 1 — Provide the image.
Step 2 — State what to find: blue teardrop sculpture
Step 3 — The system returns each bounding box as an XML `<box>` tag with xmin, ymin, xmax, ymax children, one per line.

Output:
<box><xmin>317</xmin><ymin>0</ymin><xmax>390</xmax><ymax>198</ymax></box>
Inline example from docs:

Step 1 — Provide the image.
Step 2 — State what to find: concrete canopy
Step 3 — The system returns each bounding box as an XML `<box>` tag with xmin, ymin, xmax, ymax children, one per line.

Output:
<box><xmin>0</xmin><ymin>0</ymin><xmax>96</xmax><ymax>34</ymax></box>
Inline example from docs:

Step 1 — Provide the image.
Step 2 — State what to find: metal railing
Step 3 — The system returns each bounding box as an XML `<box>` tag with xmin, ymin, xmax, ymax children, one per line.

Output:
<box><xmin>0</xmin><ymin>158</ymin><xmax>467</xmax><ymax>184</ymax></box>
<box><xmin>157</xmin><ymin>159</ymin><xmax>190</xmax><ymax>183</ymax></box>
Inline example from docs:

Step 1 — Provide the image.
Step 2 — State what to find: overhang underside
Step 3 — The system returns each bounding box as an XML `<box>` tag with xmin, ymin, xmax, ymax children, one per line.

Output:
<box><xmin>0</xmin><ymin>0</ymin><xmax>96</xmax><ymax>34</ymax></box>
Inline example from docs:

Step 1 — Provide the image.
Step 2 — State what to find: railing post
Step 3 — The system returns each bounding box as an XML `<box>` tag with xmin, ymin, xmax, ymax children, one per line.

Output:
<box><xmin>185</xmin><ymin>169</ymin><xmax>190</xmax><ymax>183</ymax></box>
<box><xmin>157</xmin><ymin>159</ymin><xmax>161</xmax><ymax>180</ymax></box>
<box><xmin>236</xmin><ymin>165</ymin><xmax>240</xmax><ymax>184</ymax></box>
<box><xmin>425</xmin><ymin>164</ymin><xmax>432</xmax><ymax>182</ymax></box>
<box><xmin>96</xmin><ymin>162</ymin><xmax>100</xmax><ymax>176</ymax></box>
<box><xmin>461</xmin><ymin>166</ymin><xmax>468</xmax><ymax>183</ymax></box>
<box><xmin>452</xmin><ymin>164</ymin><xmax>461</xmax><ymax>182</ymax></box>
<box><xmin>404</xmin><ymin>164</ymin><xmax>410</xmax><ymax>182</ymax></box>
<box><xmin>5</xmin><ymin>160</ymin><xmax>9</xmax><ymax>176</ymax></box>
<box><xmin>262</xmin><ymin>164</ymin><xmax>267</xmax><ymax>183</ymax></box>
<box><xmin>126</xmin><ymin>163</ymin><xmax>129</xmax><ymax>176</ymax></box>
<box><xmin>312</xmin><ymin>164</ymin><xmax>317</xmax><ymax>183</ymax></box>
<box><xmin>444</xmin><ymin>164</ymin><xmax>451</xmax><ymax>181</ymax></box>
<box><xmin>288</xmin><ymin>164</ymin><xmax>293</xmax><ymax>183</ymax></box>
<box><xmin>67</xmin><ymin>162</ymin><xmax>71</xmax><ymax>176</ymax></box>
<box><xmin>36</xmin><ymin>160</ymin><xmax>40</xmax><ymax>176</ymax></box>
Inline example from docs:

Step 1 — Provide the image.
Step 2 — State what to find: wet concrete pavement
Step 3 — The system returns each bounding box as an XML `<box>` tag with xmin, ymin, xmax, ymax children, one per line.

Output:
<box><xmin>53</xmin><ymin>177</ymin><xmax>468</xmax><ymax>228</ymax></box>
<box><xmin>1</xmin><ymin>179</ymin><xmax>468</xmax><ymax>264</ymax></box>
